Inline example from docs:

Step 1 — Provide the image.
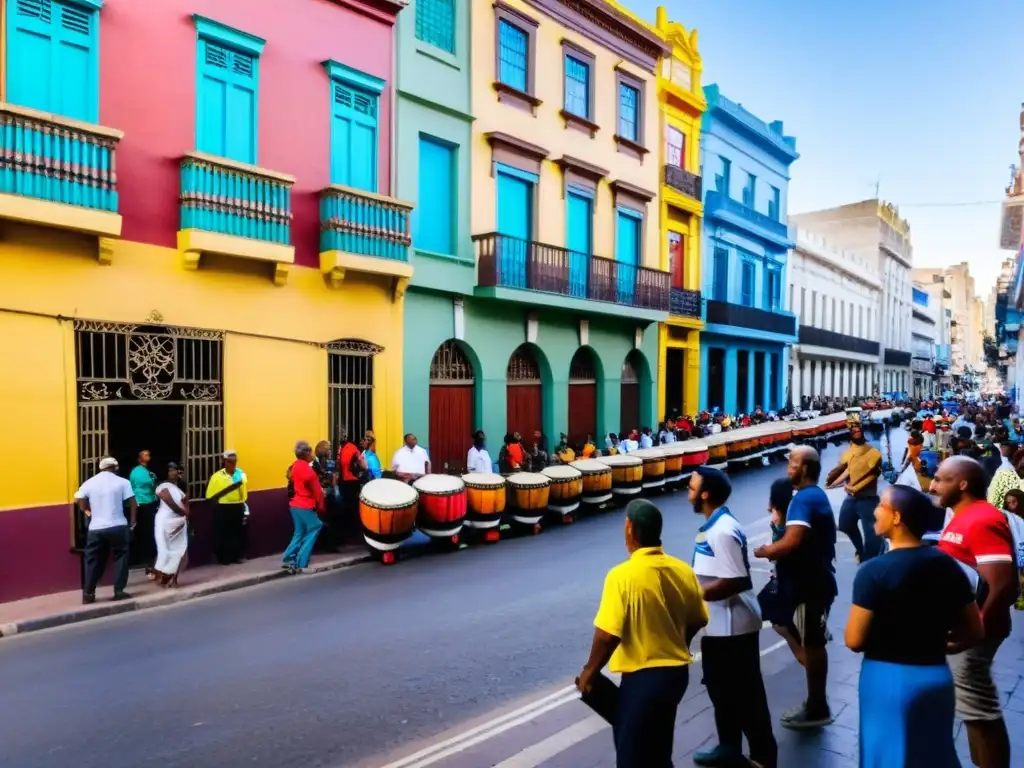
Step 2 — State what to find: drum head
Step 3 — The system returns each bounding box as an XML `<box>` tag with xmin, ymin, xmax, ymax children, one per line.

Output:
<box><xmin>361</xmin><ymin>478</ymin><xmax>418</xmax><ymax>508</ymax></box>
<box><xmin>506</xmin><ymin>472</ymin><xmax>550</xmax><ymax>489</ymax></box>
<box><xmin>570</xmin><ymin>459</ymin><xmax>609</xmax><ymax>474</ymax></box>
<box><xmin>595</xmin><ymin>454</ymin><xmax>641</xmax><ymax>467</ymax></box>
<box><xmin>413</xmin><ymin>473</ymin><xmax>465</xmax><ymax>494</ymax></box>
<box><xmin>542</xmin><ymin>465</ymin><xmax>583</xmax><ymax>480</ymax></box>
<box><xmin>461</xmin><ymin>472</ymin><xmax>505</xmax><ymax>488</ymax></box>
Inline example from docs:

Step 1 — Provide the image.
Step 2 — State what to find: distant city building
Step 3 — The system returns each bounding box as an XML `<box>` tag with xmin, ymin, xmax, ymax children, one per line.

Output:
<box><xmin>910</xmin><ymin>285</ymin><xmax>939</xmax><ymax>398</ymax></box>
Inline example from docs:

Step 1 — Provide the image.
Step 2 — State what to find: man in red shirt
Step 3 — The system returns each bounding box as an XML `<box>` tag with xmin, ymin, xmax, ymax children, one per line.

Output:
<box><xmin>931</xmin><ymin>456</ymin><xmax>1016</xmax><ymax>768</ymax></box>
<box><xmin>282</xmin><ymin>441</ymin><xmax>325</xmax><ymax>574</ymax></box>
<box><xmin>337</xmin><ymin>428</ymin><xmax>364</xmax><ymax>545</ymax></box>
<box><xmin>922</xmin><ymin>414</ymin><xmax>937</xmax><ymax>450</ymax></box>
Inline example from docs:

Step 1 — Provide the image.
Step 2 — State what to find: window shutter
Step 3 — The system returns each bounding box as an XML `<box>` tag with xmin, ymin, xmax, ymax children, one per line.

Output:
<box><xmin>8</xmin><ymin>0</ymin><xmax>55</xmax><ymax>113</ymax></box>
<box><xmin>330</xmin><ymin>82</ymin><xmax>378</xmax><ymax>191</ymax></box>
<box><xmin>197</xmin><ymin>40</ymin><xmax>257</xmax><ymax>164</ymax></box>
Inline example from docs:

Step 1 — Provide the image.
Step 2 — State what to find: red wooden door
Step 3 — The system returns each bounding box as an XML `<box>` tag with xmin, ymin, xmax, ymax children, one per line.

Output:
<box><xmin>620</xmin><ymin>383</ymin><xmax>639</xmax><ymax>434</ymax></box>
<box><xmin>568</xmin><ymin>383</ymin><xmax>596</xmax><ymax>446</ymax></box>
<box><xmin>429</xmin><ymin>385</ymin><xmax>473</xmax><ymax>473</ymax></box>
<box><xmin>507</xmin><ymin>384</ymin><xmax>542</xmax><ymax>439</ymax></box>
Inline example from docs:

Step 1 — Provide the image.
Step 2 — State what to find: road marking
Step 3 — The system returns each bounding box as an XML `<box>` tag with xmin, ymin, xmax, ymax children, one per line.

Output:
<box><xmin>490</xmin><ymin>715</ymin><xmax>607</xmax><ymax>768</ymax></box>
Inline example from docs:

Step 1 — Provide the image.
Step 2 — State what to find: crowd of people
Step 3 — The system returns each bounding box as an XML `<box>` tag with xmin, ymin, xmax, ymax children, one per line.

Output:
<box><xmin>576</xmin><ymin>394</ymin><xmax>1024</xmax><ymax>768</ymax></box>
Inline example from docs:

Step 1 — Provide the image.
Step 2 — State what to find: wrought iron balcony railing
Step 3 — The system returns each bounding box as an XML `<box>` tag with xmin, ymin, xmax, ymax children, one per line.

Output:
<box><xmin>320</xmin><ymin>184</ymin><xmax>413</xmax><ymax>261</ymax></box>
<box><xmin>669</xmin><ymin>287</ymin><xmax>702</xmax><ymax>318</ymax></box>
<box><xmin>180</xmin><ymin>152</ymin><xmax>293</xmax><ymax>245</ymax></box>
<box><xmin>473</xmin><ymin>232</ymin><xmax>670</xmax><ymax>312</ymax></box>
<box><xmin>0</xmin><ymin>102</ymin><xmax>121</xmax><ymax>213</ymax></box>
<box><xmin>705</xmin><ymin>299</ymin><xmax>796</xmax><ymax>336</ymax></box>
<box><xmin>798</xmin><ymin>325</ymin><xmax>880</xmax><ymax>356</ymax></box>
<box><xmin>663</xmin><ymin>165</ymin><xmax>702</xmax><ymax>201</ymax></box>
<box><xmin>884</xmin><ymin>348</ymin><xmax>912</xmax><ymax>367</ymax></box>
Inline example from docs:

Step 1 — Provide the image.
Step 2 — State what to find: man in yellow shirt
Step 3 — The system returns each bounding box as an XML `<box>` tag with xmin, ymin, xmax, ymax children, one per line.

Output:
<box><xmin>206</xmin><ymin>450</ymin><xmax>248</xmax><ymax>565</ymax></box>
<box><xmin>826</xmin><ymin>423</ymin><xmax>882</xmax><ymax>562</ymax></box>
<box><xmin>577</xmin><ymin>499</ymin><xmax>709</xmax><ymax>766</ymax></box>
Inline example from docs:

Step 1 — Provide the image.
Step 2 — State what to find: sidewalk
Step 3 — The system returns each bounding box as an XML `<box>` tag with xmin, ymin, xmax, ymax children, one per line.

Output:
<box><xmin>0</xmin><ymin>547</ymin><xmax>369</xmax><ymax>639</ymax></box>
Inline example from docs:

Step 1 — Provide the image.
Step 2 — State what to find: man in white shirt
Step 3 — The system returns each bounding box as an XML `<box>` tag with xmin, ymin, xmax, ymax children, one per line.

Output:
<box><xmin>688</xmin><ymin>466</ymin><xmax>777</xmax><ymax>768</ymax></box>
<box><xmin>639</xmin><ymin>428</ymin><xmax>654</xmax><ymax>450</ymax></box>
<box><xmin>75</xmin><ymin>457</ymin><xmax>138</xmax><ymax>604</ymax></box>
<box><xmin>467</xmin><ymin>430</ymin><xmax>493</xmax><ymax>474</ymax></box>
<box><xmin>392</xmin><ymin>433</ymin><xmax>431</xmax><ymax>482</ymax></box>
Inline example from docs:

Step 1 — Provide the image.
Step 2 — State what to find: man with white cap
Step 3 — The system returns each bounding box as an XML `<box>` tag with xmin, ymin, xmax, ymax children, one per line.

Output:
<box><xmin>75</xmin><ymin>456</ymin><xmax>137</xmax><ymax>604</ymax></box>
<box><xmin>205</xmin><ymin>450</ymin><xmax>248</xmax><ymax>565</ymax></box>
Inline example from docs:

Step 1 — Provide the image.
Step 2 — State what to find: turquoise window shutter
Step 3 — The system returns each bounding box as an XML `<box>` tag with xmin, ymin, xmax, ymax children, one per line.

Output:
<box><xmin>496</xmin><ymin>167</ymin><xmax>533</xmax><ymax>289</ymax></box>
<box><xmin>196</xmin><ymin>39</ymin><xmax>258</xmax><ymax>164</ymax></box>
<box><xmin>415</xmin><ymin>136</ymin><xmax>454</xmax><ymax>255</ymax></box>
<box><xmin>7</xmin><ymin>0</ymin><xmax>99</xmax><ymax>123</ymax></box>
<box><xmin>497</xmin><ymin>20</ymin><xmax>527</xmax><ymax>91</ymax></box>
<box><xmin>566</xmin><ymin>190</ymin><xmax>592</xmax><ymax>298</ymax></box>
<box><xmin>615</xmin><ymin>208</ymin><xmax>641</xmax><ymax>305</ymax></box>
<box><xmin>331</xmin><ymin>82</ymin><xmax>378</xmax><ymax>192</ymax></box>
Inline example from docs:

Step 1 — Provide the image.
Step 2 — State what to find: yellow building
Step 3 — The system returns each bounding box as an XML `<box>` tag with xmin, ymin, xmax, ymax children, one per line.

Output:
<box><xmin>653</xmin><ymin>6</ymin><xmax>707</xmax><ymax>421</ymax></box>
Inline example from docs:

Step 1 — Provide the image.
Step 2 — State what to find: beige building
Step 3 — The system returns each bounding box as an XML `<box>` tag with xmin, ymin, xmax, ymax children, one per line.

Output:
<box><xmin>913</xmin><ymin>262</ymin><xmax>983</xmax><ymax>378</ymax></box>
<box><xmin>791</xmin><ymin>199</ymin><xmax>913</xmax><ymax>394</ymax></box>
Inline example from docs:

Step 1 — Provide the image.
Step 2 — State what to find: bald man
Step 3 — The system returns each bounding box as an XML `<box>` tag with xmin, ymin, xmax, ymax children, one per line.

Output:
<box><xmin>932</xmin><ymin>456</ymin><xmax>1015</xmax><ymax>768</ymax></box>
<box><xmin>755</xmin><ymin>446</ymin><xmax>837</xmax><ymax>730</ymax></box>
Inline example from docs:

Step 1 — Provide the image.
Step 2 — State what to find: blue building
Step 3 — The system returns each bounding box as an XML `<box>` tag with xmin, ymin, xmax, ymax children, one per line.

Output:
<box><xmin>698</xmin><ymin>85</ymin><xmax>799</xmax><ymax>414</ymax></box>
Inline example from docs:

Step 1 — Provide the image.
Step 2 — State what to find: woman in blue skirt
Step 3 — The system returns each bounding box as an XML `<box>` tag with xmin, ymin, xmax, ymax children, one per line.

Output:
<box><xmin>844</xmin><ymin>485</ymin><xmax>984</xmax><ymax>767</ymax></box>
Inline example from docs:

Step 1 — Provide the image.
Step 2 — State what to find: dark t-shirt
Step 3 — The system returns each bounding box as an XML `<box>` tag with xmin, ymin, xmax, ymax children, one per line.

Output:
<box><xmin>852</xmin><ymin>546</ymin><xmax>974</xmax><ymax>666</ymax></box>
<box><xmin>780</xmin><ymin>485</ymin><xmax>837</xmax><ymax>602</ymax></box>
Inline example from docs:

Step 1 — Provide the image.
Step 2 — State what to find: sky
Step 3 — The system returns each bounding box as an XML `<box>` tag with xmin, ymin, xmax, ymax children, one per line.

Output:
<box><xmin>624</xmin><ymin>0</ymin><xmax>1023</xmax><ymax>298</ymax></box>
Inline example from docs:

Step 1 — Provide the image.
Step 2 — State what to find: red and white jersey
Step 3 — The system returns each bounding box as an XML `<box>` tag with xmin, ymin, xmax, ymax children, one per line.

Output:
<box><xmin>939</xmin><ymin>500</ymin><xmax>1014</xmax><ymax>571</ymax></box>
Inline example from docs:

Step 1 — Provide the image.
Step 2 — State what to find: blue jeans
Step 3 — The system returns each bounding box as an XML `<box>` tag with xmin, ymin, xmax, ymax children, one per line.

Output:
<box><xmin>615</xmin><ymin>665</ymin><xmax>689</xmax><ymax>768</ymax></box>
<box><xmin>838</xmin><ymin>494</ymin><xmax>881</xmax><ymax>561</ymax></box>
<box><xmin>283</xmin><ymin>506</ymin><xmax>323</xmax><ymax>569</ymax></box>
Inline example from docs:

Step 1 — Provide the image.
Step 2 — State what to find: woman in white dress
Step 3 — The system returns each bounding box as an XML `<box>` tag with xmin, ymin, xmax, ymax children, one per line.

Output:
<box><xmin>154</xmin><ymin>462</ymin><xmax>189</xmax><ymax>587</ymax></box>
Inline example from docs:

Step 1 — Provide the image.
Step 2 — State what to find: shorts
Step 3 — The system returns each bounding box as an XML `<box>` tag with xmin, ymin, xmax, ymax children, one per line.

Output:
<box><xmin>791</xmin><ymin>600</ymin><xmax>832</xmax><ymax>648</ymax></box>
<box><xmin>949</xmin><ymin>638</ymin><xmax>1005</xmax><ymax>722</ymax></box>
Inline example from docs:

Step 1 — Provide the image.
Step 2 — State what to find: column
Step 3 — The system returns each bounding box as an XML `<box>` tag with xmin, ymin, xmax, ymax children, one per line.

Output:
<box><xmin>698</xmin><ymin>344</ymin><xmax>709</xmax><ymax>412</ymax></box>
<box><xmin>801</xmin><ymin>359</ymin><xmax>811</xmax><ymax>406</ymax></box>
<box><xmin>745</xmin><ymin>350</ymin><xmax>755</xmax><ymax>413</ymax></box>
<box><xmin>762</xmin><ymin>351</ymin><xmax>772</xmax><ymax>412</ymax></box>
<box><xmin>723</xmin><ymin>346</ymin><xmax>738</xmax><ymax>415</ymax></box>
<box><xmin>791</xmin><ymin>352</ymin><xmax>801</xmax><ymax>408</ymax></box>
<box><xmin>844</xmin><ymin>363</ymin><xmax>851</xmax><ymax>398</ymax></box>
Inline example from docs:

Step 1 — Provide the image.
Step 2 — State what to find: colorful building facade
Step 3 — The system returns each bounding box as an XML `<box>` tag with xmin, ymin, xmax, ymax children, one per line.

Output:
<box><xmin>403</xmin><ymin>0</ymin><xmax>672</xmax><ymax>471</ymax></box>
<box><xmin>0</xmin><ymin>0</ymin><xmax>412</xmax><ymax>601</ymax></box>
<box><xmin>699</xmin><ymin>85</ymin><xmax>799</xmax><ymax>414</ymax></box>
<box><xmin>652</xmin><ymin>7</ymin><xmax>705</xmax><ymax>422</ymax></box>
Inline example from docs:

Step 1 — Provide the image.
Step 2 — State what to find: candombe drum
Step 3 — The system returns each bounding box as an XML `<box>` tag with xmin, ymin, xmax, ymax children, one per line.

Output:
<box><xmin>413</xmin><ymin>473</ymin><xmax>467</xmax><ymax>543</ymax></box>
<box><xmin>595</xmin><ymin>454</ymin><xmax>643</xmax><ymax>500</ymax></box>
<box><xmin>462</xmin><ymin>472</ymin><xmax>506</xmax><ymax>541</ymax></box>
<box><xmin>631</xmin><ymin>448</ymin><xmax>666</xmax><ymax>492</ymax></box>
<box><xmin>660</xmin><ymin>444</ymin><xmax>686</xmax><ymax>488</ymax></box>
<box><xmin>359</xmin><ymin>478</ymin><xmax>418</xmax><ymax>565</ymax></box>
<box><xmin>570</xmin><ymin>458</ymin><xmax>613</xmax><ymax>507</ymax></box>
<box><xmin>680</xmin><ymin>440</ymin><xmax>709</xmax><ymax>479</ymax></box>
<box><xmin>506</xmin><ymin>472</ymin><xmax>551</xmax><ymax>530</ymax></box>
<box><xmin>706</xmin><ymin>435</ymin><xmax>728</xmax><ymax>469</ymax></box>
<box><xmin>542</xmin><ymin>465</ymin><xmax>583</xmax><ymax>521</ymax></box>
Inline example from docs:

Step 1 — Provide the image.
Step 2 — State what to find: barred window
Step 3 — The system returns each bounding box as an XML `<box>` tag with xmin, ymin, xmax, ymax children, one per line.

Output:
<box><xmin>415</xmin><ymin>0</ymin><xmax>455</xmax><ymax>54</ymax></box>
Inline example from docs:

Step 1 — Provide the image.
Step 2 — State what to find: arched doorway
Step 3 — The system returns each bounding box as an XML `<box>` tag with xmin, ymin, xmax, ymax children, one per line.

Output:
<box><xmin>429</xmin><ymin>340</ymin><xmax>475</xmax><ymax>474</ymax></box>
<box><xmin>507</xmin><ymin>345</ymin><xmax>542</xmax><ymax>440</ymax></box>
<box><xmin>620</xmin><ymin>352</ymin><xmax>641</xmax><ymax>434</ymax></box>
<box><xmin>568</xmin><ymin>348</ymin><xmax>597</xmax><ymax>447</ymax></box>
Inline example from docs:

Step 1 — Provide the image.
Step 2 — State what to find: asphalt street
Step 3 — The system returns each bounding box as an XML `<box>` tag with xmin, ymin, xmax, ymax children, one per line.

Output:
<box><xmin>0</xmin><ymin>432</ymin><xmax>896</xmax><ymax>768</ymax></box>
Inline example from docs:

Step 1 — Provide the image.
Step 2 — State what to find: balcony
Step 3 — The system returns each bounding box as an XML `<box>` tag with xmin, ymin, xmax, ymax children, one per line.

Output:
<box><xmin>884</xmin><ymin>348</ymin><xmax>912</xmax><ymax>367</ymax></box>
<box><xmin>704</xmin><ymin>191</ymin><xmax>793</xmax><ymax>250</ymax></box>
<box><xmin>472</xmin><ymin>233</ymin><xmax>670</xmax><ymax>317</ymax></box>
<box><xmin>798</xmin><ymin>326</ymin><xmax>880</xmax><ymax>357</ymax></box>
<box><xmin>0</xmin><ymin>103</ymin><xmax>123</xmax><ymax>250</ymax></box>
<box><xmin>663</xmin><ymin>165</ymin><xmax>702</xmax><ymax>202</ymax></box>
<box><xmin>705</xmin><ymin>299</ymin><xmax>797</xmax><ymax>338</ymax></box>
<box><xmin>670</xmin><ymin>288</ymin><xmax>702</xmax><ymax>318</ymax></box>
<box><xmin>319</xmin><ymin>184</ymin><xmax>414</xmax><ymax>299</ymax></box>
<box><xmin>178</xmin><ymin>152</ymin><xmax>295</xmax><ymax>284</ymax></box>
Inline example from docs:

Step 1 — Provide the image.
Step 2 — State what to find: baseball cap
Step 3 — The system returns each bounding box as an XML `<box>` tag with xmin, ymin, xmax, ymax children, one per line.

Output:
<box><xmin>99</xmin><ymin>457</ymin><xmax>118</xmax><ymax>470</ymax></box>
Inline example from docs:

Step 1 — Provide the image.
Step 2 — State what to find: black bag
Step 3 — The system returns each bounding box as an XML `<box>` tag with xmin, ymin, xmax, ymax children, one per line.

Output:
<box><xmin>349</xmin><ymin>451</ymin><xmax>369</xmax><ymax>484</ymax></box>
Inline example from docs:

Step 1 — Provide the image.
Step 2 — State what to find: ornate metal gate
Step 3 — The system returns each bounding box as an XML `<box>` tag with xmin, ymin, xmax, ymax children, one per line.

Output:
<box><xmin>328</xmin><ymin>339</ymin><xmax>381</xmax><ymax>445</ymax></box>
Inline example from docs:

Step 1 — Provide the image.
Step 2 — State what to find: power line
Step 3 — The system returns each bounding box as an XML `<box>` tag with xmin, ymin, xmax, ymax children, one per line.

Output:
<box><xmin>898</xmin><ymin>200</ymin><xmax>1003</xmax><ymax>208</ymax></box>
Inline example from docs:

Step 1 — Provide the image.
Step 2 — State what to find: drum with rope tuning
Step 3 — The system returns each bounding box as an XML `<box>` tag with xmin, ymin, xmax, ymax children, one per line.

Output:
<box><xmin>413</xmin><ymin>474</ymin><xmax>467</xmax><ymax>539</ymax></box>
<box><xmin>359</xmin><ymin>479</ymin><xmax>418</xmax><ymax>554</ymax></box>
<box><xmin>462</xmin><ymin>472</ymin><xmax>506</xmax><ymax>530</ymax></box>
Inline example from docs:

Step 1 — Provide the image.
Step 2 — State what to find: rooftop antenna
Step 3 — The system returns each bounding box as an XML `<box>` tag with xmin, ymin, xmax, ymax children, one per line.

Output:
<box><xmin>873</xmin><ymin>176</ymin><xmax>881</xmax><ymax>199</ymax></box>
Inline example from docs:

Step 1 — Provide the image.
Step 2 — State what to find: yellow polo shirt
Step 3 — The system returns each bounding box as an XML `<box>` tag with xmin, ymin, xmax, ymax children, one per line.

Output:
<box><xmin>205</xmin><ymin>469</ymin><xmax>248</xmax><ymax>504</ymax></box>
<box><xmin>594</xmin><ymin>547</ymin><xmax>708</xmax><ymax>674</ymax></box>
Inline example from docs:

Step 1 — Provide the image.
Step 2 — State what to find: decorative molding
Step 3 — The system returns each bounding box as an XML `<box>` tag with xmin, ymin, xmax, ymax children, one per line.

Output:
<box><xmin>453</xmin><ymin>297</ymin><xmax>465</xmax><ymax>341</ymax></box>
<box><xmin>526</xmin><ymin>311</ymin><xmax>540</xmax><ymax>344</ymax></box>
<box><xmin>611</xmin><ymin>179</ymin><xmax>656</xmax><ymax>203</ymax></box>
<box><xmin>323</xmin><ymin>59</ymin><xmax>386</xmax><ymax>95</ymax></box>
<box><xmin>579</xmin><ymin>319</ymin><xmax>589</xmax><ymax>347</ymax></box>
<box><xmin>326</xmin><ymin>339</ymin><xmax>384</xmax><ymax>355</ymax></box>
<box><xmin>556</xmin><ymin>154</ymin><xmax>607</xmax><ymax>197</ymax></box>
<box><xmin>486</xmin><ymin>131</ymin><xmax>549</xmax><ymax>176</ymax></box>
<box><xmin>193</xmin><ymin>15</ymin><xmax>266</xmax><ymax>56</ymax></box>
<box><xmin>97</xmin><ymin>237</ymin><xmax>115</xmax><ymax>266</ymax></box>
<box><xmin>492</xmin><ymin>81</ymin><xmax>543</xmax><ymax>115</ymax></box>
<box><xmin>634</xmin><ymin>327</ymin><xmax>643</xmax><ymax>350</ymax></box>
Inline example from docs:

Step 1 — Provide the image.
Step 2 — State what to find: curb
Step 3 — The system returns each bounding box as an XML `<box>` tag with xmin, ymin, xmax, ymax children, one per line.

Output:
<box><xmin>0</xmin><ymin>553</ymin><xmax>372</xmax><ymax>639</ymax></box>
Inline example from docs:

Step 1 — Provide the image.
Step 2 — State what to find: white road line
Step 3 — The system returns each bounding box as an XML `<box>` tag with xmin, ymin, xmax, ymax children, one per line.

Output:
<box><xmin>489</xmin><ymin>716</ymin><xmax>608</xmax><ymax>768</ymax></box>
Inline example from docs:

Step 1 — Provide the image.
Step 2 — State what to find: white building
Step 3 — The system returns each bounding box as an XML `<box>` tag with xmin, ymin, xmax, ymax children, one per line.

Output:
<box><xmin>910</xmin><ymin>284</ymin><xmax>939</xmax><ymax>398</ymax></box>
<box><xmin>788</xmin><ymin>229</ymin><xmax>882</xmax><ymax>406</ymax></box>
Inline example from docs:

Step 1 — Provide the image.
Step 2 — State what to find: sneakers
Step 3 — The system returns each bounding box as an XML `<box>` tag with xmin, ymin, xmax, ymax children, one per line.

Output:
<box><xmin>692</xmin><ymin>745</ymin><xmax>747</xmax><ymax>766</ymax></box>
<box><xmin>780</xmin><ymin>702</ymin><xmax>834</xmax><ymax>730</ymax></box>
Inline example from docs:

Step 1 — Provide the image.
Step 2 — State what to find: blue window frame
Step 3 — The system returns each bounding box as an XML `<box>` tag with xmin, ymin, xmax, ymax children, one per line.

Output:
<box><xmin>415</xmin><ymin>135</ymin><xmax>455</xmax><ymax>255</ymax></box>
<box><xmin>564</xmin><ymin>55</ymin><xmax>590</xmax><ymax>118</ymax></box>
<box><xmin>769</xmin><ymin>185</ymin><xmax>781</xmax><ymax>220</ymax></box>
<box><xmin>615</xmin><ymin>207</ymin><xmax>642</xmax><ymax>305</ymax></box>
<box><xmin>712</xmin><ymin>247</ymin><xmax>728</xmax><ymax>301</ymax></box>
<box><xmin>618</xmin><ymin>83</ymin><xmax>639</xmax><ymax>141</ymax></box>
<box><xmin>765</xmin><ymin>267</ymin><xmax>781</xmax><ymax>310</ymax></box>
<box><xmin>743</xmin><ymin>172</ymin><xmax>756</xmax><ymax>207</ymax></box>
<box><xmin>415</xmin><ymin>0</ymin><xmax>454</xmax><ymax>54</ymax></box>
<box><xmin>740</xmin><ymin>259</ymin><xmax>755</xmax><ymax>306</ymax></box>
<box><xmin>498</xmin><ymin>20</ymin><xmax>527</xmax><ymax>91</ymax></box>
<box><xmin>496</xmin><ymin>162</ymin><xmax>536</xmax><ymax>290</ymax></box>
<box><xmin>566</xmin><ymin>186</ymin><xmax>593</xmax><ymax>298</ymax></box>
<box><xmin>194</xmin><ymin>16</ymin><xmax>265</xmax><ymax>165</ymax></box>
<box><xmin>324</xmin><ymin>60</ymin><xmax>385</xmax><ymax>192</ymax></box>
<box><xmin>714</xmin><ymin>156</ymin><xmax>730</xmax><ymax>196</ymax></box>
<box><xmin>6</xmin><ymin>0</ymin><xmax>101</xmax><ymax>123</ymax></box>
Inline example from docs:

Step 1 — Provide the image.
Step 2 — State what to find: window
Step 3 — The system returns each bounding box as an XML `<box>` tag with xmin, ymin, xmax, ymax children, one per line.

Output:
<box><xmin>789</xmin><ymin>283</ymin><xmax>794</xmax><ymax>313</ymax></box>
<box><xmin>800</xmin><ymin>287</ymin><xmax>806</xmax><ymax>320</ymax></box>
<box><xmin>713</xmin><ymin>247</ymin><xmax>728</xmax><ymax>301</ymax></box>
<box><xmin>715</xmin><ymin>156</ymin><xmax>731</xmax><ymax>195</ymax></box>
<box><xmin>617</xmin><ymin>82</ymin><xmax>639</xmax><ymax>141</ymax></box>
<box><xmin>831</xmin><ymin>298</ymin><xmax>836</xmax><ymax>330</ymax></box>
<box><xmin>415</xmin><ymin>0</ymin><xmax>454</xmax><ymax>54</ymax></box>
<box><xmin>743</xmin><ymin>173</ymin><xmax>756</xmax><ymax>207</ymax></box>
<box><xmin>765</xmin><ymin>269</ymin><xmax>781</xmax><ymax>311</ymax></box>
<box><xmin>769</xmin><ymin>185</ymin><xmax>780</xmax><ymax>220</ymax></box>
<box><xmin>195</xmin><ymin>16</ymin><xmax>265</xmax><ymax>165</ymax></box>
<box><xmin>324</xmin><ymin>61</ymin><xmax>384</xmax><ymax>192</ymax></box>
<box><xmin>563</xmin><ymin>55</ymin><xmax>590</xmax><ymax>118</ymax></box>
<box><xmin>667</xmin><ymin>127</ymin><xmax>685</xmax><ymax>168</ymax></box>
<box><xmin>859</xmin><ymin>305</ymin><xmax>864</xmax><ymax>336</ymax></box>
<box><xmin>668</xmin><ymin>230</ymin><xmax>684</xmax><ymax>289</ymax></box>
<box><xmin>498</xmin><ymin>19</ymin><xmax>528</xmax><ymax>91</ymax></box>
<box><xmin>7</xmin><ymin>0</ymin><xmax>100</xmax><ymax>122</ymax></box>
<box><xmin>811</xmin><ymin>290</ymin><xmax>817</xmax><ymax>325</ymax></box>
<box><xmin>740</xmin><ymin>260</ymin><xmax>754</xmax><ymax>306</ymax></box>
<box><xmin>414</xmin><ymin>136</ymin><xmax>455</xmax><ymax>255</ymax></box>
